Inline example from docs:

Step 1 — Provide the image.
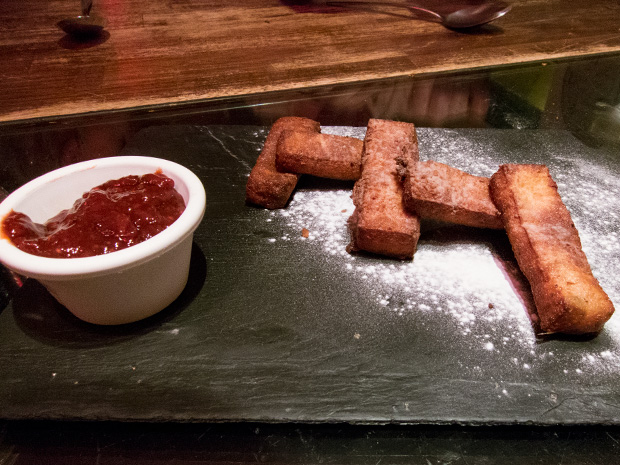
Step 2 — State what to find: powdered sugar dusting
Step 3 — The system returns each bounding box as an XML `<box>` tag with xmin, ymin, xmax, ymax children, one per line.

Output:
<box><xmin>261</xmin><ymin>128</ymin><xmax>620</xmax><ymax>385</ymax></box>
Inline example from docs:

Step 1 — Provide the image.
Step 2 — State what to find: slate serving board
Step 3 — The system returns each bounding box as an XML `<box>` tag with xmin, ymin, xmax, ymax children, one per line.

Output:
<box><xmin>0</xmin><ymin>125</ymin><xmax>619</xmax><ymax>425</ymax></box>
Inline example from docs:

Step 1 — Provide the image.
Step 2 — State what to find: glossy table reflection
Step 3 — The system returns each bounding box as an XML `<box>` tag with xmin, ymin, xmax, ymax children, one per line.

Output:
<box><xmin>1</xmin><ymin>0</ymin><xmax>620</xmax><ymax>124</ymax></box>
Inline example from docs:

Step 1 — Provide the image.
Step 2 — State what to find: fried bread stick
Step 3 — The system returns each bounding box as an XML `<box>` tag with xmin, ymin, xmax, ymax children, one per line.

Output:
<box><xmin>403</xmin><ymin>160</ymin><xmax>503</xmax><ymax>229</ymax></box>
<box><xmin>246</xmin><ymin>117</ymin><xmax>320</xmax><ymax>209</ymax></box>
<box><xmin>348</xmin><ymin>119</ymin><xmax>421</xmax><ymax>259</ymax></box>
<box><xmin>276</xmin><ymin>130</ymin><xmax>363</xmax><ymax>181</ymax></box>
<box><xmin>490</xmin><ymin>164</ymin><xmax>615</xmax><ymax>334</ymax></box>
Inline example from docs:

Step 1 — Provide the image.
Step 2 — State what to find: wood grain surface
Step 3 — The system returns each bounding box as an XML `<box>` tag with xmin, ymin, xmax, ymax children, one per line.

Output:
<box><xmin>1</xmin><ymin>0</ymin><xmax>620</xmax><ymax>123</ymax></box>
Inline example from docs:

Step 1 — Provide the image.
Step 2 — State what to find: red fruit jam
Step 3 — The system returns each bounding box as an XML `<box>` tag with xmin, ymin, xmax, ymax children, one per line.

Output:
<box><xmin>1</xmin><ymin>172</ymin><xmax>186</xmax><ymax>258</ymax></box>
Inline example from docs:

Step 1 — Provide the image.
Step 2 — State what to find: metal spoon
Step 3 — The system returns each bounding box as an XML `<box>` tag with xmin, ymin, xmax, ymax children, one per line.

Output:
<box><xmin>57</xmin><ymin>0</ymin><xmax>106</xmax><ymax>37</ymax></box>
<box><xmin>326</xmin><ymin>0</ymin><xmax>511</xmax><ymax>29</ymax></box>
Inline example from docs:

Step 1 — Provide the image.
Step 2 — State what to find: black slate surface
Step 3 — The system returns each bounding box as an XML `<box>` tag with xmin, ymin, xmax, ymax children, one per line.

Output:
<box><xmin>4</xmin><ymin>420</ymin><xmax>620</xmax><ymax>464</ymax></box>
<box><xmin>0</xmin><ymin>125</ymin><xmax>619</xmax><ymax>425</ymax></box>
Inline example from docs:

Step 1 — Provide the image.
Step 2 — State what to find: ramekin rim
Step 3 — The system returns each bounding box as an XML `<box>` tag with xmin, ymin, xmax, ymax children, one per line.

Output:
<box><xmin>0</xmin><ymin>156</ymin><xmax>206</xmax><ymax>279</ymax></box>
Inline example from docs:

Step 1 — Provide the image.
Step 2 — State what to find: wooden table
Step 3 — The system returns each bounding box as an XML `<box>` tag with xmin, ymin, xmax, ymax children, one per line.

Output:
<box><xmin>1</xmin><ymin>0</ymin><xmax>620</xmax><ymax>124</ymax></box>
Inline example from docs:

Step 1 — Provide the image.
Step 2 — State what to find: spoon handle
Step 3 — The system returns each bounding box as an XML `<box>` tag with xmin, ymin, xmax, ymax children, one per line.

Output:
<box><xmin>326</xmin><ymin>1</ymin><xmax>443</xmax><ymax>22</ymax></box>
<box><xmin>81</xmin><ymin>0</ymin><xmax>93</xmax><ymax>16</ymax></box>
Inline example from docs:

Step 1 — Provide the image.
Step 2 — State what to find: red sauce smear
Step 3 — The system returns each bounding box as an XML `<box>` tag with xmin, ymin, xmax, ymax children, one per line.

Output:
<box><xmin>1</xmin><ymin>172</ymin><xmax>186</xmax><ymax>258</ymax></box>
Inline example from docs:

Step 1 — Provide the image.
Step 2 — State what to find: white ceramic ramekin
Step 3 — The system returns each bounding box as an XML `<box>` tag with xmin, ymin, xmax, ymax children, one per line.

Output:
<box><xmin>0</xmin><ymin>156</ymin><xmax>206</xmax><ymax>325</ymax></box>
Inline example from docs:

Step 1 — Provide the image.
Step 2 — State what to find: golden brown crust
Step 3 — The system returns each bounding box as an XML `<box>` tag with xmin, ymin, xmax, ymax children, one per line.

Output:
<box><xmin>403</xmin><ymin>160</ymin><xmax>503</xmax><ymax>229</ymax></box>
<box><xmin>275</xmin><ymin>130</ymin><xmax>363</xmax><ymax>181</ymax></box>
<box><xmin>348</xmin><ymin>119</ymin><xmax>421</xmax><ymax>259</ymax></box>
<box><xmin>245</xmin><ymin>117</ymin><xmax>321</xmax><ymax>209</ymax></box>
<box><xmin>490</xmin><ymin>164</ymin><xmax>615</xmax><ymax>335</ymax></box>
